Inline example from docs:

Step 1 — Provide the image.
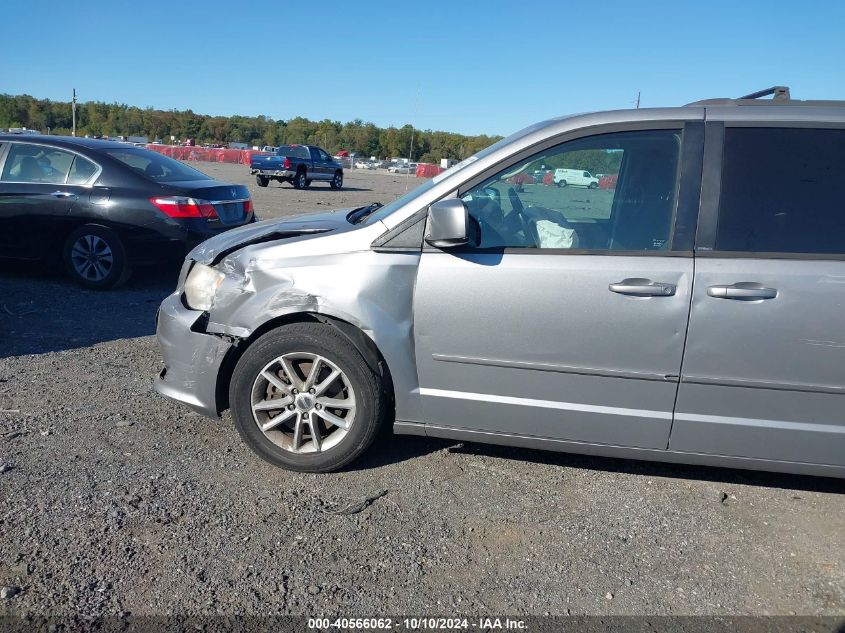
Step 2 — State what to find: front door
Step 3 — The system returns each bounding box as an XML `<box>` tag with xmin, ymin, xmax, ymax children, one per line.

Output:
<box><xmin>310</xmin><ymin>147</ymin><xmax>332</xmax><ymax>180</ymax></box>
<box><xmin>672</xmin><ymin>125</ymin><xmax>845</xmax><ymax>467</ymax></box>
<box><xmin>413</xmin><ymin>124</ymin><xmax>702</xmax><ymax>448</ymax></box>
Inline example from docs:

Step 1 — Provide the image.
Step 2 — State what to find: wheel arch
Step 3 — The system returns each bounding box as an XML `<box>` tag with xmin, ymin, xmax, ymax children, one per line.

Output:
<box><xmin>215</xmin><ymin>311</ymin><xmax>395</xmax><ymax>417</ymax></box>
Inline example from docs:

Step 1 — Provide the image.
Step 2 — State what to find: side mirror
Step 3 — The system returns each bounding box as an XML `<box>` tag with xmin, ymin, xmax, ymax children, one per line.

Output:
<box><xmin>425</xmin><ymin>199</ymin><xmax>468</xmax><ymax>248</ymax></box>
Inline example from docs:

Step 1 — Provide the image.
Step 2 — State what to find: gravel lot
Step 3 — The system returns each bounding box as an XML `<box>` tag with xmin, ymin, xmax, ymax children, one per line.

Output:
<box><xmin>0</xmin><ymin>162</ymin><xmax>843</xmax><ymax>618</ymax></box>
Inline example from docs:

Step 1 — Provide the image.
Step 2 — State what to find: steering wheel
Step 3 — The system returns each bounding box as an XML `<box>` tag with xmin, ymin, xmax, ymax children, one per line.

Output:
<box><xmin>502</xmin><ymin>187</ymin><xmax>541</xmax><ymax>247</ymax></box>
<box><xmin>506</xmin><ymin>186</ymin><xmax>524</xmax><ymax>214</ymax></box>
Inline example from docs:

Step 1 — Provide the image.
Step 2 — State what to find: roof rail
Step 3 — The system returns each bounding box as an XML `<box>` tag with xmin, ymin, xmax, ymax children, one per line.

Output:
<box><xmin>738</xmin><ymin>86</ymin><xmax>791</xmax><ymax>100</ymax></box>
<box><xmin>685</xmin><ymin>85</ymin><xmax>796</xmax><ymax>106</ymax></box>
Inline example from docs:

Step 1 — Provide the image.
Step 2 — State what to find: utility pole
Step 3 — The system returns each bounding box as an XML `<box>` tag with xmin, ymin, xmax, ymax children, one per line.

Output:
<box><xmin>72</xmin><ymin>88</ymin><xmax>77</xmax><ymax>136</ymax></box>
<box><xmin>636</xmin><ymin>91</ymin><xmax>641</xmax><ymax>109</ymax></box>
<box><xmin>405</xmin><ymin>126</ymin><xmax>415</xmax><ymax>190</ymax></box>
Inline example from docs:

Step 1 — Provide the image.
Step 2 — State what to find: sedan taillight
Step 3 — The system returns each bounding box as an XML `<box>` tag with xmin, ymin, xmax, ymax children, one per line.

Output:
<box><xmin>150</xmin><ymin>197</ymin><xmax>218</xmax><ymax>219</ymax></box>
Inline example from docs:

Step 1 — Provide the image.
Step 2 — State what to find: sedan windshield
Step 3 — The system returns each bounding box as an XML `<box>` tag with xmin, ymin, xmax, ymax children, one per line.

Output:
<box><xmin>104</xmin><ymin>148</ymin><xmax>211</xmax><ymax>182</ymax></box>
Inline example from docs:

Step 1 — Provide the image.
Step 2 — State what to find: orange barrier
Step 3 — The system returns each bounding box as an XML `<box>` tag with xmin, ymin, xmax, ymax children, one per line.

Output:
<box><xmin>145</xmin><ymin>144</ymin><xmax>269</xmax><ymax>165</ymax></box>
<box><xmin>415</xmin><ymin>163</ymin><xmax>444</xmax><ymax>178</ymax></box>
<box><xmin>599</xmin><ymin>174</ymin><xmax>618</xmax><ymax>190</ymax></box>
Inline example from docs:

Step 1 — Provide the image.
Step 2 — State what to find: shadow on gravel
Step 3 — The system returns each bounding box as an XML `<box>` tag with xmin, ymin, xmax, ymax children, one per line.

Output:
<box><xmin>350</xmin><ymin>432</ymin><xmax>453</xmax><ymax>471</ymax></box>
<box><xmin>444</xmin><ymin>442</ymin><xmax>845</xmax><ymax>494</ymax></box>
<box><xmin>0</xmin><ymin>263</ymin><xmax>175</xmax><ymax>358</ymax></box>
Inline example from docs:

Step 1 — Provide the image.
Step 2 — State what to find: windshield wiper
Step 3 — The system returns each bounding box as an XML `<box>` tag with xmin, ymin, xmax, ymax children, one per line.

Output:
<box><xmin>346</xmin><ymin>202</ymin><xmax>383</xmax><ymax>225</ymax></box>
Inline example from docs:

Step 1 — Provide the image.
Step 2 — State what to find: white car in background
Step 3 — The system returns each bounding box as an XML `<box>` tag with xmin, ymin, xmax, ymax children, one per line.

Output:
<box><xmin>553</xmin><ymin>168</ymin><xmax>600</xmax><ymax>188</ymax></box>
<box><xmin>388</xmin><ymin>162</ymin><xmax>418</xmax><ymax>174</ymax></box>
<box><xmin>355</xmin><ymin>160</ymin><xmax>374</xmax><ymax>169</ymax></box>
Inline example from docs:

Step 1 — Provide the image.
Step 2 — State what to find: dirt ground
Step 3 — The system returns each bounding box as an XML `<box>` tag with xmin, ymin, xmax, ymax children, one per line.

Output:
<box><xmin>0</xmin><ymin>162</ymin><xmax>843</xmax><ymax>618</ymax></box>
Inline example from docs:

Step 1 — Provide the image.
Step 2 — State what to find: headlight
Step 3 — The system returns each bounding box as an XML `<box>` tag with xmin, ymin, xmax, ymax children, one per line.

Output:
<box><xmin>183</xmin><ymin>263</ymin><xmax>225</xmax><ymax>311</ymax></box>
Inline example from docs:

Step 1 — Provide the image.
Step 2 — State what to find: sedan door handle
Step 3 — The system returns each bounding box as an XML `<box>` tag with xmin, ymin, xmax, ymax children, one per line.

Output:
<box><xmin>51</xmin><ymin>191</ymin><xmax>77</xmax><ymax>198</ymax></box>
<box><xmin>609</xmin><ymin>278</ymin><xmax>676</xmax><ymax>297</ymax></box>
<box><xmin>707</xmin><ymin>283</ymin><xmax>777</xmax><ymax>301</ymax></box>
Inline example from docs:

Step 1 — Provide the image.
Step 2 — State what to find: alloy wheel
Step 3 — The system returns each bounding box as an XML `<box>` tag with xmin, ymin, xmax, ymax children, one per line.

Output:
<box><xmin>70</xmin><ymin>234</ymin><xmax>114</xmax><ymax>282</ymax></box>
<box><xmin>250</xmin><ymin>352</ymin><xmax>356</xmax><ymax>454</ymax></box>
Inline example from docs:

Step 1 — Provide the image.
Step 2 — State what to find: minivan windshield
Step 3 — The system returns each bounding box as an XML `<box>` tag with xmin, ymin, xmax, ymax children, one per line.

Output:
<box><xmin>104</xmin><ymin>148</ymin><xmax>211</xmax><ymax>182</ymax></box>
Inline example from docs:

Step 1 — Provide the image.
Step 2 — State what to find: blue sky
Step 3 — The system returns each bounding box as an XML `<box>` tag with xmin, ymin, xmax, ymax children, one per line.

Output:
<box><xmin>3</xmin><ymin>1</ymin><xmax>844</xmax><ymax>136</ymax></box>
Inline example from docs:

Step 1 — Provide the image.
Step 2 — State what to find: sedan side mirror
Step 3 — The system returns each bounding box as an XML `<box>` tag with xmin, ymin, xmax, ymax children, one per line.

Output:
<box><xmin>425</xmin><ymin>199</ymin><xmax>469</xmax><ymax>248</ymax></box>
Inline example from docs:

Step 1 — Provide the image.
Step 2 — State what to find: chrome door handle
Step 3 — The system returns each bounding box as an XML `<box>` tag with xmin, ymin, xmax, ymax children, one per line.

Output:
<box><xmin>51</xmin><ymin>191</ymin><xmax>77</xmax><ymax>198</ymax></box>
<box><xmin>609</xmin><ymin>278</ymin><xmax>676</xmax><ymax>297</ymax></box>
<box><xmin>707</xmin><ymin>283</ymin><xmax>777</xmax><ymax>300</ymax></box>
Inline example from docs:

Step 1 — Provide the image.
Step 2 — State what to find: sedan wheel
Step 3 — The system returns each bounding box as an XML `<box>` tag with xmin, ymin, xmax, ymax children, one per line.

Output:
<box><xmin>62</xmin><ymin>225</ymin><xmax>130</xmax><ymax>289</ymax></box>
<box><xmin>72</xmin><ymin>234</ymin><xmax>113</xmax><ymax>281</ymax></box>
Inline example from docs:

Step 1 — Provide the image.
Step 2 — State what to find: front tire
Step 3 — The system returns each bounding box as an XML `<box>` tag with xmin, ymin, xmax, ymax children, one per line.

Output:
<box><xmin>256</xmin><ymin>175</ymin><xmax>269</xmax><ymax>187</ymax></box>
<box><xmin>588</xmin><ymin>182</ymin><xmax>598</xmax><ymax>189</ymax></box>
<box><xmin>63</xmin><ymin>224</ymin><xmax>130</xmax><ymax>290</ymax></box>
<box><xmin>229</xmin><ymin>323</ymin><xmax>387</xmax><ymax>473</ymax></box>
<box><xmin>330</xmin><ymin>171</ymin><xmax>343</xmax><ymax>190</ymax></box>
<box><xmin>557</xmin><ymin>180</ymin><xmax>567</xmax><ymax>188</ymax></box>
<box><xmin>293</xmin><ymin>170</ymin><xmax>308</xmax><ymax>189</ymax></box>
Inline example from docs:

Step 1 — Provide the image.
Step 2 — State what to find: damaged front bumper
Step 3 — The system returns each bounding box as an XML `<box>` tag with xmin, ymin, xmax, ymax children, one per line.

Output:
<box><xmin>154</xmin><ymin>292</ymin><xmax>233</xmax><ymax>419</ymax></box>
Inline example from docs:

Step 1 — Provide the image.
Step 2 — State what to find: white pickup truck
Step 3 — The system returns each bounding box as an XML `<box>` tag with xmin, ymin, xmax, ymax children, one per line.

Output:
<box><xmin>553</xmin><ymin>168</ymin><xmax>599</xmax><ymax>188</ymax></box>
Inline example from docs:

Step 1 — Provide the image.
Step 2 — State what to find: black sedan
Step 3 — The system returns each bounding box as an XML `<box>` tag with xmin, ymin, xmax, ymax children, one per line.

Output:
<box><xmin>0</xmin><ymin>135</ymin><xmax>256</xmax><ymax>289</ymax></box>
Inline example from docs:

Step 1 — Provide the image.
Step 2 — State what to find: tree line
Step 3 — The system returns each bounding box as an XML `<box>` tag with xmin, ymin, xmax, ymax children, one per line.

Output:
<box><xmin>0</xmin><ymin>93</ymin><xmax>502</xmax><ymax>163</ymax></box>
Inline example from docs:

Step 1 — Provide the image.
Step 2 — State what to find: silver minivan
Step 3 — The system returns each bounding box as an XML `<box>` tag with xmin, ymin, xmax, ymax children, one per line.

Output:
<box><xmin>155</xmin><ymin>89</ymin><xmax>845</xmax><ymax>477</ymax></box>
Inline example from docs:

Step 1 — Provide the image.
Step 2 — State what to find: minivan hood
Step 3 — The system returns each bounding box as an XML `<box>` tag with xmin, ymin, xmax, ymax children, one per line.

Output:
<box><xmin>189</xmin><ymin>209</ymin><xmax>356</xmax><ymax>265</ymax></box>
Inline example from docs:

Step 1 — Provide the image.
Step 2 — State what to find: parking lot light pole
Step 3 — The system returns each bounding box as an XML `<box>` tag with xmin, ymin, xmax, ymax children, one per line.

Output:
<box><xmin>72</xmin><ymin>88</ymin><xmax>77</xmax><ymax>137</ymax></box>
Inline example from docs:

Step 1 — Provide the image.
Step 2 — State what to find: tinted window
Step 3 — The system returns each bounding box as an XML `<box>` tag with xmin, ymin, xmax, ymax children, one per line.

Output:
<box><xmin>278</xmin><ymin>145</ymin><xmax>310</xmax><ymax>159</ymax></box>
<box><xmin>460</xmin><ymin>129</ymin><xmax>681</xmax><ymax>250</ymax></box>
<box><xmin>67</xmin><ymin>155</ymin><xmax>99</xmax><ymax>184</ymax></box>
<box><xmin>715</xmin><ymin>128</ymin><xmax>845</xmax><ymax>255</ymax></box>
<box><xmin>104</xmin><ymin>148</ymin><xmax>210</xmax><ymax>182</ymax></box>
<box><xmin>1</xmin><ymin>143</ymin><xmax>75</xmax><ymax>184</ymax></box>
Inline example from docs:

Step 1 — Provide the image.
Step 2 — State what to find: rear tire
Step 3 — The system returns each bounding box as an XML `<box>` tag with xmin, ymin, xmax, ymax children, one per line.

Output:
<box><xmin>330</xmin><ymin>171</ymin><xmax>343</xmax><ymax>190</ymax></box>
<box><xmin>229</xmin><ymin>323</ymin><xmax>387</xmax><ymax>473</ymax></box>
<box><xmin>293</xmin><ymin>170</ymin><xmax>308</xmax><ymax>189</ymax></box>
<box><xmin>63</xmin><ymin>224</ymin><xmax>131</xmax><ymax>290</ymax></box>
<box><xmin>256</xmin><ymin>175</ymin><xmax>269</xmax><ymax>187</ymax></box>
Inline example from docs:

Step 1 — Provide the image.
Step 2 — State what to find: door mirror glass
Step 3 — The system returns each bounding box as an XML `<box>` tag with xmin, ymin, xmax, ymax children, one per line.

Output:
<box><xmin>425</xmin><ymin>199</ymin><xmax>468</xmax><ymax>248</ymax></box>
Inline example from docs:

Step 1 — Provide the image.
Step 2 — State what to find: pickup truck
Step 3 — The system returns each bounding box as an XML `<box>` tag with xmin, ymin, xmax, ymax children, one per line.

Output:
<box><xmin>249</xmin><ymin>144</ymin><xmax>344</xmax><ymax>190</ymax></box>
